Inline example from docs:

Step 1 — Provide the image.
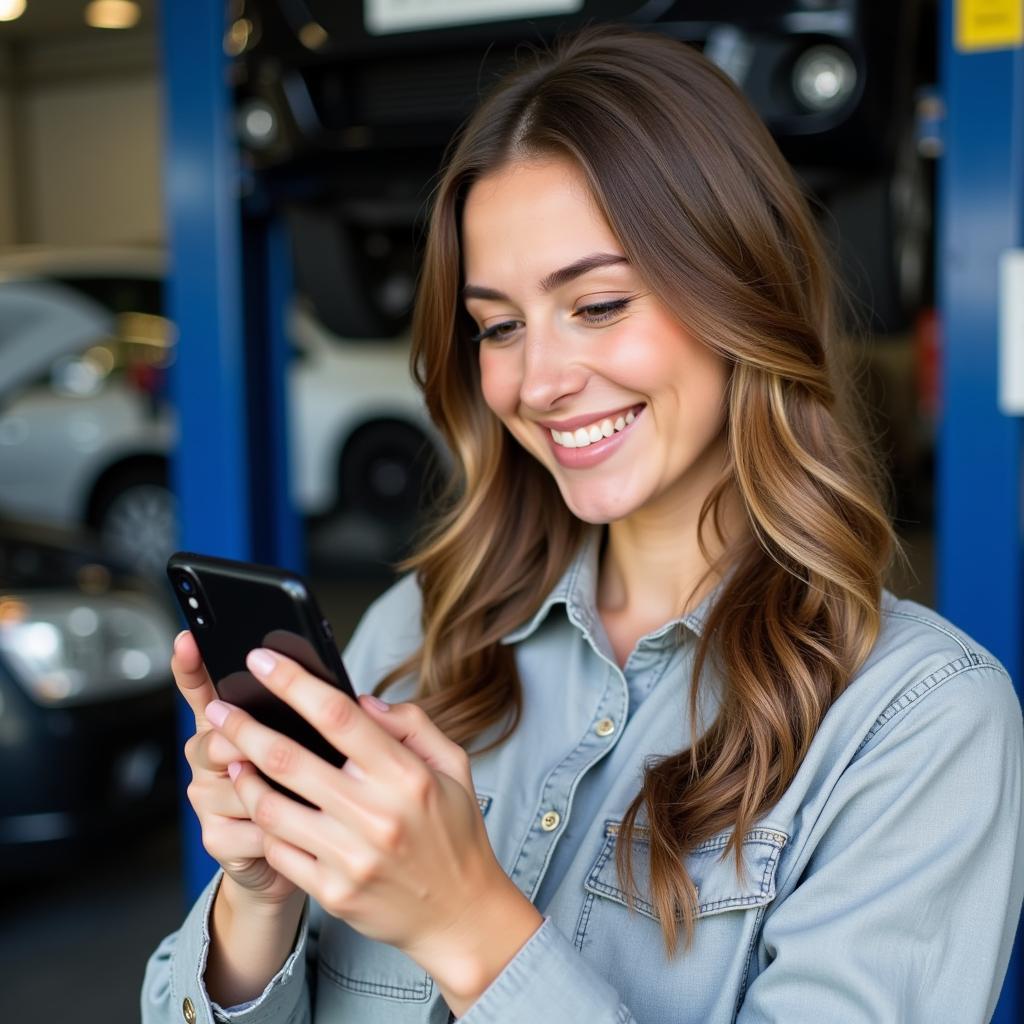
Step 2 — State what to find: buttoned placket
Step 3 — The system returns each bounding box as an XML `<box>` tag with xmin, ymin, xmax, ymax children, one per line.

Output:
<box><xmin>508</xmin><ymin>605</ymin><xmax>631</xmax><ymax>906</ymax></box>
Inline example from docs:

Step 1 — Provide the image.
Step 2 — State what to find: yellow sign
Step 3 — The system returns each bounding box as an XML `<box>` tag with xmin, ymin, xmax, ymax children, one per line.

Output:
<box><xmin>956</xmin><ymin>0</ymin><xmax>1024</xmax><ymax>51</ymax></box>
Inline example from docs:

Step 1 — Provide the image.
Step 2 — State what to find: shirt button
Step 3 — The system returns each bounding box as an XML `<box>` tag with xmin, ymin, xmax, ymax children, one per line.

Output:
<box><xmin>182</xmin><ymin>997</ymin><xmax>197</xmax><ymax>1024</ymax></box>
<box><xmin>594</xmin><ymin>717</ymin><xmax>616</xmax><ymax>737</ymax></box>
<box><xmin>541</xmin><ymin>810</ymin><xmax>561</xmax><ymax>831</ymax></box>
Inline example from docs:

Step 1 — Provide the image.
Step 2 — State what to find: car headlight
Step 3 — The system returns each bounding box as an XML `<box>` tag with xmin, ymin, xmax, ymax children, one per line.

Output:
<box><xmin>0</xmin><ymin>591</ymin><xmax>177</xmax><ymax>706</ymax></box>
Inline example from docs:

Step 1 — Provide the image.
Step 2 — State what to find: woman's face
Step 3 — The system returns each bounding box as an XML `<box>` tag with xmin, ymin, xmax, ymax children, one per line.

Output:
<box><xmin>461</xmin><ymin>156</ymin><xmax>731</xmax><ymax>525</ymax></box>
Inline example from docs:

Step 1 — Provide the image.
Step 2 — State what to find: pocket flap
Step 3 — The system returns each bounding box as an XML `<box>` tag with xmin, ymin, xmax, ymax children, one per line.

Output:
<box><xmin>584</xmin><ymin>820</ymin><xmax>788</xmax><ymax>921</ymax></box>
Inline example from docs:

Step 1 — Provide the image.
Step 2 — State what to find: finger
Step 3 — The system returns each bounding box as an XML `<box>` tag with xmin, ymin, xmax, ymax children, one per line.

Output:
<box><xmin>231</xmin><ymin>762</ymin><xmax>361</xmax><ymax>864</ymax></box>
<box><xmin>357</xmin><ymin>696</ymin><xmax>471</xmax><ymax>787</ymax></box>
<box><xmin>187</xmin><ymin>772</ymin><xmax>251</xmax><ymax>819</ymax></box>
<box><xmin>185</xmin><ymin>728</ymin><xmax>247</xmax><ymax>775</ymax></box>
<box><xmin>244</xmin><ymin>648</ymin><xmax>420</xmax><ymax>782</ymax></box>
<box><xmin>201</xmin><ymin>729</ymin><xmax>249</xmax><ymax>771</ymax></box>
<box><xmin>171</xmin><ymin>630</ymin><xmax>219</xmax><ymax>727</ymax></box>
<box><xmin>261</xmin><ymin>833</ymin><xmax>319</xmax><ymax>898</ymax></box>
<box><xmin>201</xmin><ymin>816</ymin><xmax>268</xmax><ymax>863</ymax></box>
<box><xmin>206</xmin><ymin>698</ymin><xmax>358</xmax><ymax>813</ymax></box>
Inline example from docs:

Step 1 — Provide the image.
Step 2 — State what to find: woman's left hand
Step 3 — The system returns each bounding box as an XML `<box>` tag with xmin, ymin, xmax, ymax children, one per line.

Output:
<box><xmin>203</xmin><ymin>646</ymin><xmax>543</xmax><ymax>1011</ymax></box>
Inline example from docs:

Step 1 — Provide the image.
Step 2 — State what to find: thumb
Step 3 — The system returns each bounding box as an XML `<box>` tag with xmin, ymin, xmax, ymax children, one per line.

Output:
<box><xmin>171</xmin><ymin>629</ymin><xmax>219</xmax><ymax>729</ymax></box>
<box><xmin>358</xmin><ymin>695</ymin><xmax>471</xmax><ymax>788</ymax></box>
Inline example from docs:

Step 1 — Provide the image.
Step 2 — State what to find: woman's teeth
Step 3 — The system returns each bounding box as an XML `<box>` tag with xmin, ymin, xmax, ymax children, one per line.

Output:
<box><xmin>550</xmin><ymin>407</ymin><xmax>640</xmax><ymax>448</ymax></box>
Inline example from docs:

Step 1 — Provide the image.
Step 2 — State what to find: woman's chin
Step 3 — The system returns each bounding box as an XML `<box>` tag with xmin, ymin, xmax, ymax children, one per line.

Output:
<box><xmin>558</xmin><ymin>485</ymin><xmax>643</xmax><ymax>525</ymax></box>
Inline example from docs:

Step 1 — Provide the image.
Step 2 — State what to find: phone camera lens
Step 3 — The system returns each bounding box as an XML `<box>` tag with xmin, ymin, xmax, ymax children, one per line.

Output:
<box><xmin>179</xmin><ymin>578</ymin><xmax>193</xmax><ymax>594</ymax></box>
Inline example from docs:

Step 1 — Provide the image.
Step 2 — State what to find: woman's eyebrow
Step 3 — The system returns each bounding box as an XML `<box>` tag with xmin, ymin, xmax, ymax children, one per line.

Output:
<box><xmin>462</xmin><ymin>252</ymin><xmax>629</xmax><ymax>302</ymax></box>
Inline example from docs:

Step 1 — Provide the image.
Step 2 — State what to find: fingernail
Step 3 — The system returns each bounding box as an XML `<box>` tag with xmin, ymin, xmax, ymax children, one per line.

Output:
<box><xmin>341</xmin><ymin>758</ymin><xmax>365</xmax><ymax>780</ymax></box>
<box><xmin>362</xmin><ymin>694</ymin><xmax>390</xmax><ymax>712</ymax></box>
<box><xmin>205</xmin><ymin>700</ymin><xmax>233</xmax><ymax>727</ymax></box>
<box><xmin>173</xmin><ymin>629</ymin><xmax>188</xmax><ymax>650</ymax></box>
<box><xmin>227</xmin><ymin>761</ymin><xmax>241</xmax><ymax>781</ymax></box>
<box><xmin>246</xmin><ymin>648</ymin><xmax>277</xmax><ymax>677</ymax></box>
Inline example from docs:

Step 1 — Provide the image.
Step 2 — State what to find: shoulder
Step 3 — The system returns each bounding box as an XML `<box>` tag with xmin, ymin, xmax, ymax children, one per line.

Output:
<box><xmin>339</xmin><ymin>571</ymin><xmax>424</xmax><ymax>696</ymax></box>
<box><xmin>767</xmin><ymin>592</ymin><xmax>1023</xmax><ymax>890</ymax></box>
<box><xmin>851</xmin><ymin>590</ymin><xmax>1020</xmax><ymax>759</ymax></box>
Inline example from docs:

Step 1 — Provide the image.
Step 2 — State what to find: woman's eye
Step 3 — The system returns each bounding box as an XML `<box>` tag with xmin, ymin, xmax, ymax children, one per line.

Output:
<box><xmin>470</xmin><ymin>319</ymin><xmax>522</xmax><ymax>344</ymax></box>
<box><xmin>573</xmin><ymin>298</ymin><xmax>632</xmax><ymax>324</ymax></box>
<box><xmin>468</xmin><ymin>298</ymin><xmax>632</xmax><ymax>344</ymax></box>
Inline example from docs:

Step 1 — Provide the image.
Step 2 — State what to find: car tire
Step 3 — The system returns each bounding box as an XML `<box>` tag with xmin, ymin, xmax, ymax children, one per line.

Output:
<box><xmin>90</xmin><ymin>465</ymin><xmax>178</xmax><ymax>577</ymax></box>
<box><xmin>339</xmin><ymin>419</ymin><xmax>440</xmax><ymax>528</ymax></box>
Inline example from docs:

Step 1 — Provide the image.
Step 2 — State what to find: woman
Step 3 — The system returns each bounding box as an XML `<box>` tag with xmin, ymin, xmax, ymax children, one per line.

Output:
<box><xmin>143</xmin><ymin>23</ymin><xmax>1024</xmax><ymax>1023</ymax></box>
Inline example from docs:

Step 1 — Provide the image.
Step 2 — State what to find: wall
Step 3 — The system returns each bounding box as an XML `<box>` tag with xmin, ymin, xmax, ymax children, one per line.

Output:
<box><xmin>2</xmin><ymin>29</ymin><xmax>163</xmax><ymax>247</ymax></box>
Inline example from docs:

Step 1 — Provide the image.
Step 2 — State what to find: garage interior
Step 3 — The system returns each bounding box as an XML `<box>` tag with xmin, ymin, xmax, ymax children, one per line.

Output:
<box><xmin>0</xmin><ymin>1</ymin><xmax>1020</xmax><ymax>1022</ymax></box>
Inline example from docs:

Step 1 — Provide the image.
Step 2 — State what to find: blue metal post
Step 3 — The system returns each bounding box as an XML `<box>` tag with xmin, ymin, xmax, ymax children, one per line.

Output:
<box><xmin>159</xmin><ymin>0</ymin><xmax>303</xmax><ymax>902</ymax></box>
<box><xmin>937</xmin><ymin>3</ymin><xmax>1024</xmax><ymax>1021</ymax></box>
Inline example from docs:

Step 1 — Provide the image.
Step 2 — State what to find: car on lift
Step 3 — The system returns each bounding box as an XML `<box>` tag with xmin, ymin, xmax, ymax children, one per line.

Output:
<box><xmin>0</xmin><ymin>515</ymin><xmax>180</xmax><ymax>874</ymax></box>
<box><xmin>0</xmin><ymin>246</ymin><xmax>447</xmax><ymax>576</ymax></box>
<box><xmin>232</xmin><ymin>0</ymin><xmax>936</xmax><ymax>339</ymax></box>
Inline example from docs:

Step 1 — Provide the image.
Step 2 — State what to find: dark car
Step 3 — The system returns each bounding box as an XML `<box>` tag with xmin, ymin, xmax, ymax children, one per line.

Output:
<box><xmin>0</xmin><ymin>517</ymin><xmax>181</xmax><ymax>873</ymax></box>
<box><xmin>232</xmin><ymin>0</ymin><xmax>935</xmax><ymax>337</ymax></box>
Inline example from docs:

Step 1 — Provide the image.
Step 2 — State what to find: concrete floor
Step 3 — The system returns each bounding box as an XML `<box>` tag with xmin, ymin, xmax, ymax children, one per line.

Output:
<box><xmin>1</xmin><ymin>530</ymin><xmax>935</xmax><ymax>1023</ymax></box>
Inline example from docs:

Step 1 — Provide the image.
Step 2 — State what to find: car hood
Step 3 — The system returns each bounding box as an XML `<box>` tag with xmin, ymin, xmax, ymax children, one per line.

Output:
<box><xmin>0</xmin><ymin>516</ymin><xmax>147</xmax><ymax>592</ymax></box>
<box><xmin>0</xmin><ymin>281</ymin><xmax>113</xmax><ymax>403</ymax></box>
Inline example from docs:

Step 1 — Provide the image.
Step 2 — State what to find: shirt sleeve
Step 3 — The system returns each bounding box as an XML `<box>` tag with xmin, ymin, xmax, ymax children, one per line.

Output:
<box><xmin>140</xmin><ymin>870</ymin><xmax>312</xmax><ymax>1024</ymax></box>
<box><xmin>456</xmin><ymin>914</ymin><xmax>637</xmax><ymax>1023</ymax></box>
<box><xmin>737</xmin><ymin>662</ymin><xmax>1024</xmax><ymax>1023</ymax></box>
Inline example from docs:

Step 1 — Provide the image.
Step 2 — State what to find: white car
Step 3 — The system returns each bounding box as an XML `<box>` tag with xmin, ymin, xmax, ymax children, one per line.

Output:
<box><xmin>0</xmin><ymin>245</ymin><xmax>446</xmax><ymax>575</ymax></box>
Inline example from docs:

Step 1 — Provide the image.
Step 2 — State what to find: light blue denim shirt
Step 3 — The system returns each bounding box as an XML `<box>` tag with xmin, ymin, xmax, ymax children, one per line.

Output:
<box><xmin>143</xmin><ymin>524</ymin><xmax>1024</xmax><ymax>1023</ymax></box>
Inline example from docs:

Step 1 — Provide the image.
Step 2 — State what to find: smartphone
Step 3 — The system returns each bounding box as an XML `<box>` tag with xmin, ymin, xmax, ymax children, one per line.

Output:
<box><xmin>166</xmin><ymin>551</ymin><xmax>357</xmax><ymax>801</ymax></box>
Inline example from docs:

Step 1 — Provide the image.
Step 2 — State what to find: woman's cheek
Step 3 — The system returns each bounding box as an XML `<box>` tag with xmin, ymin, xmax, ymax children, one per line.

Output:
<box><xmin>478</xmin><ymin>348</ymin><xmax>518</xmax><ymax>418</ymax></box>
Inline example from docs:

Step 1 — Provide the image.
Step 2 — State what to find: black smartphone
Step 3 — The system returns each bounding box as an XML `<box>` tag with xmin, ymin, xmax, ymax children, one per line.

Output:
<box><xmin>166</xmin><ymin>551</ymin><xmax>357</xmax><ymax>801</ymax></box>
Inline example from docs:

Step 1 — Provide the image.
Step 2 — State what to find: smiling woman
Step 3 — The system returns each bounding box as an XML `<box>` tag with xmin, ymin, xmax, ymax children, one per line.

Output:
<box><xmin>142</xmin><ymin>21</ymin><xmax>1024</xmax><ymax>1024</ymax></box>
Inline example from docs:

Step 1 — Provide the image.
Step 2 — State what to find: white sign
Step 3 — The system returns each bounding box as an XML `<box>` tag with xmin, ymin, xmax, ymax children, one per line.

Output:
<box><xmin>365</xmin><ymin>0</ymin><xmax>584</xmax><ymax>35</ymax></box>
<box><xmin>998</xmin><ymin>249</ymin><xmax>1024</xmax><ymax>415</ymax></box>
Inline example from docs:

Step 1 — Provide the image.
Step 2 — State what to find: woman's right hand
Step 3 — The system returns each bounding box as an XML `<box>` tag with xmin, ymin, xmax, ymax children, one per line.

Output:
<box><xmin>173</xmin><ymin>630</ymin><xmax>300</xmax><ymax>907</ymax></box>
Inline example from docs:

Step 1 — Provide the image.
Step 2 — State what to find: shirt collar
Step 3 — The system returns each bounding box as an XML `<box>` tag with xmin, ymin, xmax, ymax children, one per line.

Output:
<box><xmin>499</xmin><ymin>524</ymin><xmax>724</xmax><ymax>647</ymax></box>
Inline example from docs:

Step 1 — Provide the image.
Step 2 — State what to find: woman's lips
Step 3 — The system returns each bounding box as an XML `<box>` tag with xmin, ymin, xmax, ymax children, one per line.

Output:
<box><xmin>543</xmin><ymin>405</ymin><xmax>646</xmax><ymax>469</ymax></box>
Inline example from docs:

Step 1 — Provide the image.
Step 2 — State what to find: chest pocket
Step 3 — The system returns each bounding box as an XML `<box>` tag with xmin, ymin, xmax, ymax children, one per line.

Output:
<box><xmin>574</xmin><ymin>819</ymin><xmax>787</xmax><ymax>1021</ymax></box>
<box><xmin>583</xmin><ymin>819</ymin><xmax>788</xmax><ymax>924</ymax></box>
<box><xmin>316</xmin><ymin>791</ymin><xmax>494</xmax><ymax>1008</ymax></box>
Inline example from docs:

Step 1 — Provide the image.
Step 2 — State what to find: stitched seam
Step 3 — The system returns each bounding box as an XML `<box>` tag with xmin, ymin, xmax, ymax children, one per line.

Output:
<box><xmin>588</xmin><ymin>879</ymin><xmax>661</xmax><ymax>917</ymax></box>
<box><xmin>604</xmin><ymin>820</ymin><xmax>788</xmax><ymax>852</ymax></box>
<box><xmin>586</xmin><ymin>835</ymin><xmax>617</xmax><ymax>886</ymax></box>
<box><xmin>882</xmin><ymin>608</ymin><xmax>973</xmax><ymax>658</ymax></box>
<box><xmin>735</xmin><ymin>902</ymin><xmax>768</xmax><ymax>1019</ymax></box>
<box><xmin>575</xmin><ymin>891</ymin><xmax>596</xmax><ymax>951</ymax></box>
<box><xmin>317</xmin><ymin>960</ymin><xmax>432</xmax><ymax>1002</ymax></box>
<box><xmin>589</xmin><ymin>885</ymin><xmax>775</xmax><ymax>919</ymax></box>
<box><xmin>696</xmin><ymin>894</ymin><xmax>775</xmax><ymax>913</ymax></box>
<box><xmin>758</xmin><ymin>841</ymin><xmax>782</xmax><ymax>897</ymax></box>
<box><xmin>853</xmin><ymin>658</ymin><xmax>1010</xmax><ymax>758</ymax></box>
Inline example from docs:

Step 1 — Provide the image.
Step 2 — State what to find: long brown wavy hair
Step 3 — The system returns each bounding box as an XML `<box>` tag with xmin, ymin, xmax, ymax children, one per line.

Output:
<box><xmin>370</xmin><ymin>23</ymin><xmax>900</xmax><ymax>958</ymax></box>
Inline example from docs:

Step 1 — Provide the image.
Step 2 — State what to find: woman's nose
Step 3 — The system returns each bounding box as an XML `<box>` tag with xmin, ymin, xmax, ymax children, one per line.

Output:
<box><xmin>518</xmin><ymin>328</ymin><xmax>587</xmax><ymax>411</ymax></box>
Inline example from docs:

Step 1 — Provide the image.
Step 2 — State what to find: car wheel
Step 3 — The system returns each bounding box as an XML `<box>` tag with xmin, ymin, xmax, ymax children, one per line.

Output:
<box><xmin>339</xmin><ymin>420</ymin><xmax>438</xmax><ymax>527</ymax></box>
<box><xmin>92</xmin><ymin>469</ymin><xmax>178</xmax><ymax>577</ymax></box>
